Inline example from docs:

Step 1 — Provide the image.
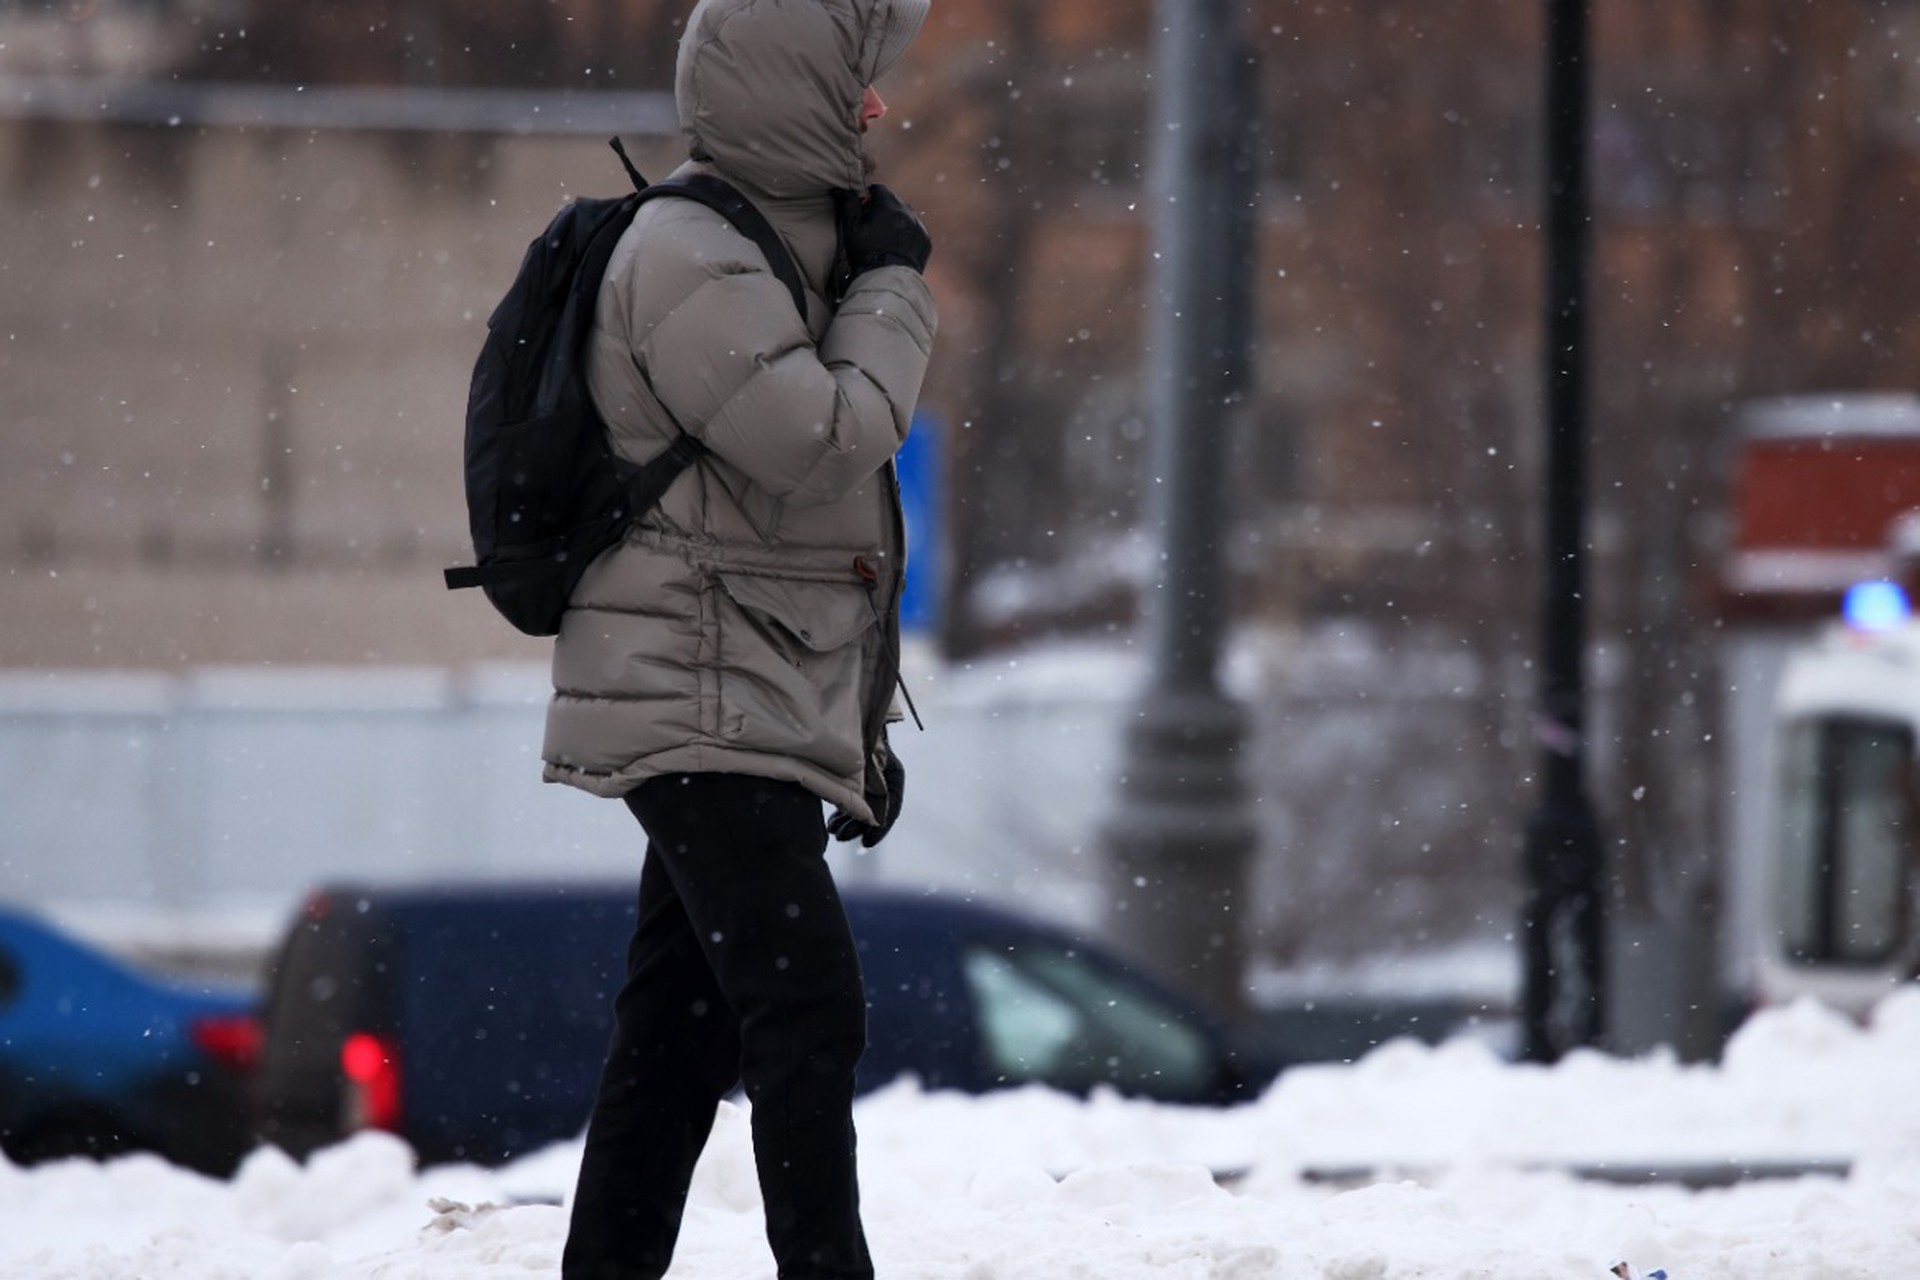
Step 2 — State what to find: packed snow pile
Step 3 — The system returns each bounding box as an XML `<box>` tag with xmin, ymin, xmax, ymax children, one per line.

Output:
<box><xmin>4</xmin><ymin>993</ymin><xmax>1919</xmax><ymax>1279</ymax></box>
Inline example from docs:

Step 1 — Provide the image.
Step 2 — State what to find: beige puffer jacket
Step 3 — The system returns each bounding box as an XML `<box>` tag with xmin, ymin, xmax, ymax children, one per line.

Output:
<box><xmin>541</xmin><ymin>0</ymin><xmax>936</xmax><ymax>824</ymax></box>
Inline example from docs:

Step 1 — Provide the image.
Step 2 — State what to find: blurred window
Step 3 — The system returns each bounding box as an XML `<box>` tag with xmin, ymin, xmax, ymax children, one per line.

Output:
<box><xmin>1775</xmin><ymin>716</ymin><xmax>1916</xmax><ymax>967</ymax></box>
<box><xmin>1041</xmin><ymin>60</ymin><xmax>1149</xmax><ymax>207</ymax></box>
<box><xmin>960</xmin><ymin>941</ymin><xmax>1214</xmax><ymax>1096</ymax></box>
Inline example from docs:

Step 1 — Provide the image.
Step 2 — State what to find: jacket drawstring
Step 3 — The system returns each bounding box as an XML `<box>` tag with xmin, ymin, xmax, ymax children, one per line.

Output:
<box><xmin>854</xmin><ymin>554</ymin><xmax>923</xmax><ymax>732</ymax></box>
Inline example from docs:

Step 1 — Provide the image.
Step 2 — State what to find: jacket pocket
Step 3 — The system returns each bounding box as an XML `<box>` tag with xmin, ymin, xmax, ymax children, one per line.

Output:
<box><xmin>711</xmin><ymin>571</ymin><xmax>877</xmax><ymax>775</ymax></box>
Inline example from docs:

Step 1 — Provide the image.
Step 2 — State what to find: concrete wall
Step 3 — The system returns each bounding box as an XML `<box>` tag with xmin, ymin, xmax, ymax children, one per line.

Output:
<box><xmin>0</xmin><ymin>664</ymin><xmax>620</xmax><ymax>914</ymax></box>
<box><xmin>0</xmin><ymin>112</ymin><xmax>686</xmax><ymax>669</ymax></box>
<box><xmin>0</xmin><ymin>650</ymin><xmax>1127</xmax><ymax>956</ymax></box>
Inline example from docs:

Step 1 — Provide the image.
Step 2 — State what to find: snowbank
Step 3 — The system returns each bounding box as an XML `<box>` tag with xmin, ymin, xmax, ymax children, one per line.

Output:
<box><xmin>4</xmin><ymin>993</ymin><xmax>1919</xmax><ymax>1278</ymax></box>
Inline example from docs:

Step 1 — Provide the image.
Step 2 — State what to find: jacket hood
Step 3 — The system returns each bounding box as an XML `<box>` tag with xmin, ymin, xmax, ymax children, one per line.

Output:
<box><xmin>675</xmin><ymin>0</ymin><xmax>929</xmax><ymax>199</ymax></box>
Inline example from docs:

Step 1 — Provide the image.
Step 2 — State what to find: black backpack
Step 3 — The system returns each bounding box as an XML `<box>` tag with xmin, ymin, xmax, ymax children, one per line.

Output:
<box><xmin>444</xmin><ymin>139</ymin><xmax>809</xmax><ymax>636</ymax></box>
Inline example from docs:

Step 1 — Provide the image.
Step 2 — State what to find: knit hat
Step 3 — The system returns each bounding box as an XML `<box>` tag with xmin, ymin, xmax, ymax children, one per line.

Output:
<box><xmin>870</xmin><ymin>0</ymin><xmax>929</xmax><ymax>82</ymax></box>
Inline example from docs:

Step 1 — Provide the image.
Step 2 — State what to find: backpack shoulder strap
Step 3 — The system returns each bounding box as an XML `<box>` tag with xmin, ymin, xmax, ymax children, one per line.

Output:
<box><xmin>641</xmin><ymin>173</ymin><xmax>810</xmax><ymax>320</ymax></box>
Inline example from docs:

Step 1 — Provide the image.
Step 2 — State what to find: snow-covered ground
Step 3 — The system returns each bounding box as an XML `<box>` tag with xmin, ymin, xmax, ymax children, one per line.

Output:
<box><xmin>5</xmin><ymin>992</ymin><xmax>1918</xmax><ymax>1279</ymax></box>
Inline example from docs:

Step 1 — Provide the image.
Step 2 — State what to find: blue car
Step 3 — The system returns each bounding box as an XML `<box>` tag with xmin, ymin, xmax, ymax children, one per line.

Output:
<box><xmin>0</xmin><ymin>905</ymin><xmax>260</xmax><ymax>1175</ymax></box>
<box><xmin>252</xmin><ymin>882</ymin><xmax>1285</xmax><ymax>1167</ymax></box>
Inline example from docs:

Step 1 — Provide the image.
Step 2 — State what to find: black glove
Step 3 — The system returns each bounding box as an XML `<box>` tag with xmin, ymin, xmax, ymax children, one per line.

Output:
<box><xmin>831</xmin><ymin>183</ymin><xmax>932</xmax><ymax>276</ymax></box>
<box><xmin>827</xmin><ymin>737</ymin><xmax>906</xmax><ymax>848</ymax></box>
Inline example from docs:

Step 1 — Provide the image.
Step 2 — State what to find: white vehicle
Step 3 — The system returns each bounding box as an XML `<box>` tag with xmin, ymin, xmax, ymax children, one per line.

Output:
<box><xmin>1715</xmin><ymin>396</ymin><xmax>1920</xmax><ymax>1021</ymax></box>
<box><xmin>1754</xmin><ymin>589</ymin><xmax>1920</xmax><ymax>1015</ymax></box>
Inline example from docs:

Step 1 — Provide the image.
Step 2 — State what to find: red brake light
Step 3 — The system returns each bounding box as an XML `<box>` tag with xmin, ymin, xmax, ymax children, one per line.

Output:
<box><xmin>191</xmin><ymin>1013</ymin><xmax>263</xmax><ymax>1074</ymax></box>
<box><xmin>340</xmin><ymin>1032</ymin><xmax>402</xmax><ymax>1132</ymax></box>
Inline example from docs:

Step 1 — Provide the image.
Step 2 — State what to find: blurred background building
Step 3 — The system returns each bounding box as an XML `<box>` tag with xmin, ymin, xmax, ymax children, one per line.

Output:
<box><xmin>3</xmin><ymin>0</ymin><xmax>1918</xmax><ymax>1024</ymax></box>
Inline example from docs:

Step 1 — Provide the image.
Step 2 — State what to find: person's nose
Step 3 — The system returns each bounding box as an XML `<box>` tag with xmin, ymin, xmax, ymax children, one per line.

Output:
<box><xmin>861</xmin><ymin>85</ymin><xmax>887</xmax><ymax>130</ymax></box>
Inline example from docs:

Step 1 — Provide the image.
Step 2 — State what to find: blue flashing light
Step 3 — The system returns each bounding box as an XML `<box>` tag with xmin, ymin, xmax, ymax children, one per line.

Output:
<box><xmin>1842</xmin><ymin>580</ymin><xmax>1911</xmax><ymax>632</ymax></box>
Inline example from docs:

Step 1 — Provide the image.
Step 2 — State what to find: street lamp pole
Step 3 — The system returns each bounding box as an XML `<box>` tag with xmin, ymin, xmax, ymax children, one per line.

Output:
<box><xmin>1522</xmin><ymin>0</ymin><xmax>1606</xmax><ymax>1062</ymax></box>
<box><xmin>1101</xmin><ymin>0</ymin><xmax>1259</xmax><ymax>1018</ymax></box>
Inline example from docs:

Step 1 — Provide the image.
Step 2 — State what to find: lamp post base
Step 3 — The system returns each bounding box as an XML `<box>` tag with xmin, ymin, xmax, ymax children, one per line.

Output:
<box><xmin>1102</xmin><ymin>686</ymin><xmax>1258</xmax><ymax>1019</ymax></box>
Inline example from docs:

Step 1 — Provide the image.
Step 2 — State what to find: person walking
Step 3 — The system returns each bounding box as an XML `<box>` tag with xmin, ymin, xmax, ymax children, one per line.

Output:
<box><xmin>548</xmin><ymin>1</ymin><xmax>935</xmax><ymax>1277</ymax></box>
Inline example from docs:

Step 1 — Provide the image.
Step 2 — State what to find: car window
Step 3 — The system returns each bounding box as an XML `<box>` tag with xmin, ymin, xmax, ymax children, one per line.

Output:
<box><xmin>964</xmin><ymin>948</ymin><xmax>1081</xmax><ymax>1076</ymax></box>
<box><xmin>1775</xmin><ymin>716</ymin><xmax>1915</xmax><ymax>966</ymax></box>
<box><xmin>960</xmin><ymin>941</ymin><xmax>1216</xmax><ymax>1097</ymax></box>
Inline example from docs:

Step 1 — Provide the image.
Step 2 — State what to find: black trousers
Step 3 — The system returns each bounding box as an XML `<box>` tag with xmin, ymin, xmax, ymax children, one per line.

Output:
<box><xmin>562</xmin><ymin>773</ymin><xmax>874</xmax><ymax>1280</ymax></box>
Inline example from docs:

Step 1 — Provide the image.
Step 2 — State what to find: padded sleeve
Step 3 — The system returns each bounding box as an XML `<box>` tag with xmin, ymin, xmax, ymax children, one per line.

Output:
<box><xmin>631</xmin><ymin>212</ymin><xmax>937</xmax><ymax>508</ymax></box>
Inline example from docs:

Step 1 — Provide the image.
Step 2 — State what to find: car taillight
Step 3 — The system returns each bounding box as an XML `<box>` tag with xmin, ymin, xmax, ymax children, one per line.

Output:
<box><xmin>191</xmin><ymin>1013</ymin><xmax>263</xmax><ymax>1074</ymax></box>
<box><xmin>340</xmin><ymin>1031</ymin><xmax>402</xmax><ymax>1133</ymax></box>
